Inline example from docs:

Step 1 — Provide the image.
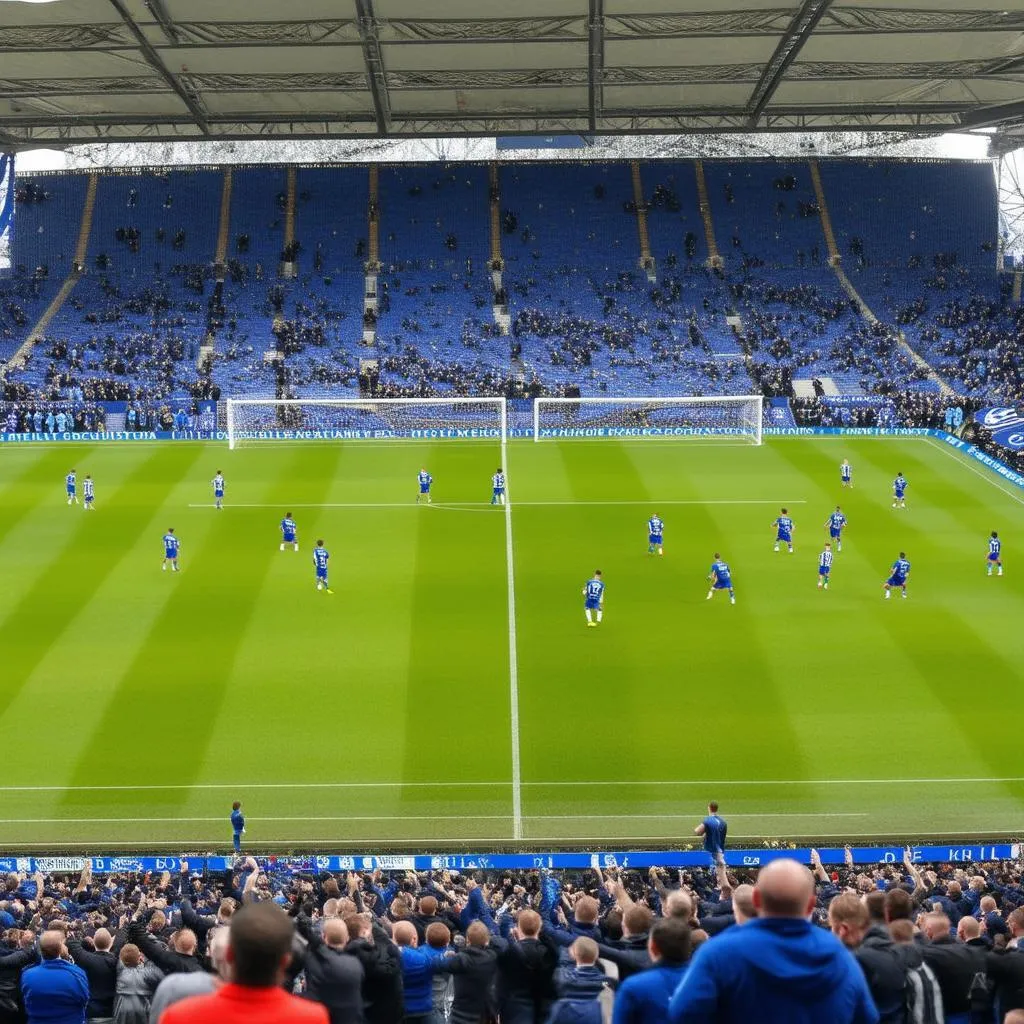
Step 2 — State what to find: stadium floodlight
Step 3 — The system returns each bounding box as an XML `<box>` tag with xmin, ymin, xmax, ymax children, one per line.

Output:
<box><xmin>533</xmin><ymin>395</ymin><xmax>763</xmax><ymax>445</ymax></box>
<box><xmin>225</xmin><ymin>397</ymin><xmax>507</xmax><ymax>450</ymax></box>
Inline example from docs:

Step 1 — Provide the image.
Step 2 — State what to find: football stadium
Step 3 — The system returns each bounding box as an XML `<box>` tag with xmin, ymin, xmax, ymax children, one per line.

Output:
<box><xmin>2</xmin><ymin>3</ymin><xmax>1024</xmax><ymax>1022</ymax></box>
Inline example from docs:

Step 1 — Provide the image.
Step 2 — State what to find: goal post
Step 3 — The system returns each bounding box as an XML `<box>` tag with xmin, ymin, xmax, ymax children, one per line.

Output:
<box><xmin>225</xmin><ymin>397</ymin><xmax>507</xmax><ymax>449</ymax></box>
<box><xmin>533</xmin><ymin>395</ymin><xmax>763</xmax><ymax>444</ymax></box>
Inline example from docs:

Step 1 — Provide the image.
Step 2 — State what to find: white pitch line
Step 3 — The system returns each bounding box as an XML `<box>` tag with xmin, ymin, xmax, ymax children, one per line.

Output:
<box><xmin>922</xmin><ymin>436</ymin><xmax>1024</xmax><ymax>507</ymax></box>
<box><xmin>186</xmin><ymin>499</ymin><xmax>807</xmax><ymax>510</ymax></box>
<box><xmin>504</xmin><ymin>435</ymin><xmax>523</xmax><ymax>841</ymax></box>
<box><xmin>3</xmin><ymin>776</ymin><xmax>1020</xmax><ymax>793</ymax></box>
<box><xmin>0</xmin><ymin>812</ymin><xmax>869</xmax><ymax>825</ymax></box>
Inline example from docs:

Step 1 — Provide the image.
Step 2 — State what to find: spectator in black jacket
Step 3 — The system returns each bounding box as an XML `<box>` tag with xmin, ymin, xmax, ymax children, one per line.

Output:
<box><xmin>493</xmin><ymin>910</ymin><xmax>558</xmax><ymax>1024</ymax></box>
<box><xmin>597</xmin><ymin>906</ymin><xmax>652</xmax><ymax>981</ymax></box>
<box><xmin>828</xmin><ymin>893</ymin><xmax>908</xmax><ymax>1024</ymax></box>
<box><xmin>126</xmin><ymin>921</ymin><xmax>204</xmax><ymax>977</ymax></box>
<box><xmin>434</xmin><ymin>921</ymin><xmax>499</xmax><ymax>1024</ymax></box>
<box><xmin>409</xmin><ymin>896</ymin><xmax>460</xmax><ymax>947</ymax></box>
<box><xmin>0</xmin><ymin>930</ymin><xmax>39</xmax><ymax>1024</ymax></box>
<box><xmin>67</xmin><ymin>927</ymin><xmax>122</xmax><ymax>1024</ymax></box>
<box><xmin>920</xmin><ymin>912</ymin><xmax>987</xmax><ymax>1023</ymax></box>
<box><xmin>987</xmin><ymin>907</ymin><xmax>1024</xmax><ymax>1015</ymax></box>
<box><xmin>293</xmin><ymin>916</ymin><xmax>364</xmax><ymax>1024</ymax></box>
<box><xmin>343</xmin><ymin>915</ymin><xmax>402</xmax><ymax>1024</ymax></box>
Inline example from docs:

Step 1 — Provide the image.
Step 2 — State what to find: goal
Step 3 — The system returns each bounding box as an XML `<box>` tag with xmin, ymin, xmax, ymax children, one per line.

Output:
<box><xmin>225</xmin><ymin>398</ymin><xmax>507</xmax><ymax>450</ymax></box>
<box><xmin>533</xmin><ymin>396</ymin><xmax>763</xmax><ymax>444</ymax></box>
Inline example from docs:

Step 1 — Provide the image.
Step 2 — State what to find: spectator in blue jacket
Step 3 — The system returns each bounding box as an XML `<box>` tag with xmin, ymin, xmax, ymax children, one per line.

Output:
<box><xmin>393</xmin><ymin>920</ymin><xmax>445</xmax><ymax>1024</ymax></box>
<box><xmin>668</xmin><ymin>859</ymin><xmax>878</xmax><ymax>1024</ymax></box>
<box><xmin>613</xmin><ymin>918</ymin><xmax>691</xmax><ymax>1024</ymax></box>
<box><xmin>550</xmin><ymin>937</ymin><xmax>609</xmax><ymax>1019</ymax></box>
<box><xmin>21</xmin><ymin>932</ymin><xmax>90</xmax><ymax>1024</ymax></box>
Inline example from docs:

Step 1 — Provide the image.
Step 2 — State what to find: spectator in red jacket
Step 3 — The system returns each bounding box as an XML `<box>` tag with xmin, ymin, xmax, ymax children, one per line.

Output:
<box><xmin>160</xmin><ymin>904</ymin><xmax>326</xmax><ymax>1024</ymax></box>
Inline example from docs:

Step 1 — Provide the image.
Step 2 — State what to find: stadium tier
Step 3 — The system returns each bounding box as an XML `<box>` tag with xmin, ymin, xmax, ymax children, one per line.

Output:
<box><xmin>1</xmin><ymin>160</ymin><xmax>1018</xmax><ymax>419</ymax></box>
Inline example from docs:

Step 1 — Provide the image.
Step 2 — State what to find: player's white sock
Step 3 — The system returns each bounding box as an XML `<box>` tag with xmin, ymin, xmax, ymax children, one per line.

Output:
<box><xmin>788</xmin><ymin>546</ymin><xmax>794</xmax><ymax>553</ymax></box>
<box><xmin>998</xmin><ymin>567</ymin><xmax>1003</xmax><ymax>575</ymax></box>
<box><xmin>901</xmin><ymin>590</ymin><xmax>907</xmax><ymax>598</ymax></box>
<box><xmin>773</xmin><ymin>544</ymin><xmax>779</xmax><ymax>552</ymax></box>
<box><xmin>817</xmin><ymin>581</ymin><xmax>822</xmax><ymax>589</ymax></box>
<box><xmin>837</xmin><ymin>542</ymin><xmax>842</xmax><ymax>551</ymax></box>
<box><xmin>596</xmin><ymin>610</ymin><xmax>603</xmax><ymax>623</ymax></box>
<box><xmin>658</xmin><ymin>548</ymin><xmax>663</xmax><ymax>556</ymax></box>
<box><xmin>706</xmin><ymin>590</ymin><xmax>713</xmax><ymax>600</ymax></box>
<box><xmin>295</xmin><ymin>543</ymin><xmax>299</xmax><ymax>551</ymax></box>
<box><xmin>730</xmin><ymin>595</ymin><xmax>735</xmax><ymax>604</ymax></box>
<box><xmin>585</xmin><ymin>609</ymin><xmax>592</xmax><ymax>623</ymax></box>
<box><xmin>987</xmin><ymin>568</ymin><xmax>992</xmax><ymax>576</ymax></box>
<box><xmin>162</xmin><ymin>564</ymin><xmax>166</xmax><ymax>571</ymax></box>
<box><xmin>884</xmin><ymin>590</ymin><xmax>890</xmax><ymax>599</ymax></box>
<box><xmin>280</xmin><ymin>543</ymin><xmax>284</xmax><ymax>551</ymax></box>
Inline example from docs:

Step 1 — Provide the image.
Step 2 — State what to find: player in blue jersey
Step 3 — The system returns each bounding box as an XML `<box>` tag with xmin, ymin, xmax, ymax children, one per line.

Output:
<box><xmin>491</xmin><ymin>468</ymin><xmax>506</xmax><ymax>506</ymax></box>
<box><xmin>280</xmin><ymin>512</ymin><xmax>298</xmax><ymax>552</ymax></box>
<box><xmin>212</xmin><ymin>470</ymin><xmax>225</xmax><ymax>510</ymax></box>
<box><xmin>66</xmin><ymin>470</ymin><xmax>77</xmax><ymax>506</ymax></box>
<box><xmin>417</xmin><ymin>468</ymin><xmax>433</xmax><ymax>504</ymax></box>
<box><xmin>582</xmin><ymin>570</ymin><xmax>604</xmax><ymax>626</ymax></box>
<box><xmin>771</xmin><ymin>507</ymin><xmax>794</xmax><ymax>553</ymax></box>
<box><xmin>817</xmin><ymin>543</ymin><xmax>833</xmax><ymax>591</ymax></box>
<box><xmin>892</xmin><ymin>472</ymin><xmax>908</xmax><ymax>510</ymax></box>
<box><xmin>884</xmin><ymin>551</ymin><xmax>911</xmax><ymax>599</ymax></box>
<box><xmin>987</xmin><ymin>531</ymin><xmax>1003</xmax><ymax>577</ymax></box>
<box><xmin>647</xmin><ymin>514</ymin><xmax>664</xmax><ymax>556</ymax></box>
<box><xmin>706</xmin><ymin>554</ymin><xmax>735</xmax><ymax>604</ymax></box>
<box><xmin>824</xmin><ymin>506</ymin><xmax>847</xmax><ymax>552</ymax></box>
<box><xmin>83</xmin><ymin>475</ymin><xmax>95</xmax><ymax>511</ymax></box>
<box><xmin>313</xmin><ymin>539</ymin><xmax>332</xmax><ymax>593</ymax></box>
<box><xmin>162</xmin><ymin>528</ymin><xmax>180</xmax><ymax>572</ymax></box>
<box><xmin>841</xmin><ymin>459</ymin><xmax>853</xmax><ymax>488</ymax></box>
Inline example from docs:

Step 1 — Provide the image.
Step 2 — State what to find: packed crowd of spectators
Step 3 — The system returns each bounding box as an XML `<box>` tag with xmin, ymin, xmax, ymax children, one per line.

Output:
<box><xmin>1</xmin><ymin>849</ymin><xmax>1023</xmax><ymax>1024</ymax></box>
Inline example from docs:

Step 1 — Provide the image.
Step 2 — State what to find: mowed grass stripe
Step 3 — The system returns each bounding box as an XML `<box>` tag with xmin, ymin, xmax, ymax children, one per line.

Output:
<box><xmin>0</xmin><ymin>446</ymin><xmax>208</xmax><ymax>725</ymax></box>
<box><xmin>62</xmin><ymin>446</ymin><xmax>332</xmax><ymax>807</ymax></box>
<box><xmin>0</xmin><ymin>447</ymin><xmax>84</xmax><ymax>546</ymax></box>
<box><xmin>402</xmin><ymin>442</ymin><xmax>514</xmax><ymax>821</ymax></box>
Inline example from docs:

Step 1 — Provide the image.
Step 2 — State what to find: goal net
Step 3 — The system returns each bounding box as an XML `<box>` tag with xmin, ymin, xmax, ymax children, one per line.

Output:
<box><xmin>533</xmin><ymin>396</ymin><xmax>763</xmax><ymax>444</ymax></box>
<box><xmin>226</xmin><ymin>398</ymin><xmax>507</xmax><ymax>449</ymax></box>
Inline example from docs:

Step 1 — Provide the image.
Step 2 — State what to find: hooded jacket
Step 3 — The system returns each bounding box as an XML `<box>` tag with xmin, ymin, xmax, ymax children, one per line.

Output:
<box><xmin>612</xmin><ymin>961</ymin><xmax>688</xmax><ymax>1024</ymax></box>
<box><xmin>667</xmin><ymin>916</ymin><xmax>879</xmax><ymax>1024</ymax></box>
<box><xmin>853</xmin><ymin>926</ymin><xmax>911</xmax><ymax>1024</ymax></box>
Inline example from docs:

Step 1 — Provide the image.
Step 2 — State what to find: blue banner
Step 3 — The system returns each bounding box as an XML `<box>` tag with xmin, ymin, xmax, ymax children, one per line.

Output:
<box><xmin>975</xmin><ymin>406</ymin><xmax>1024</xmax><ymax>451</ymax></box>
<box><xmin>0</xmin><ymin>845</ymin><xmax>1018</xmax><ymax>876</ymax></box>
<box><xmin>0</xmin><ymin>153</ymin><xmax>13</xmax><ymax>256</ymax></box>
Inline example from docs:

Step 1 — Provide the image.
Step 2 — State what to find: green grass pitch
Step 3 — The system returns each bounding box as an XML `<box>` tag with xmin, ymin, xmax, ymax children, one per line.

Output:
<box><xmin>0</xmin><ymin>434</ymin><xmax>1022</xmax><ymax>851</ymax></box>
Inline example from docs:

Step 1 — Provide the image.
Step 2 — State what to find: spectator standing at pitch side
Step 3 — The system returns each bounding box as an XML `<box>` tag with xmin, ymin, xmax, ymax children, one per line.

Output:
<box><xmin>230</xmin><ymin>803</ymin><xmax>245</xmax><ymax>853</ymax></box>
<box><xmin>693</xmin><ymin>803</ymin><xmax>727</xmax><ymax>868</ymax></box>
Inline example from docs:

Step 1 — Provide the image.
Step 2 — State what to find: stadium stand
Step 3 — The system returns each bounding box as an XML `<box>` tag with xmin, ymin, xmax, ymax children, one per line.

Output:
<box><xmin>1</xmin><ymin>853</ymin><xmax>1022</xmax><ymax>1024</ymax></box>
<box><xmin>0</xmin><ymin>160</ymin><xmax>1020</xmax><ymax>430</ymax></box>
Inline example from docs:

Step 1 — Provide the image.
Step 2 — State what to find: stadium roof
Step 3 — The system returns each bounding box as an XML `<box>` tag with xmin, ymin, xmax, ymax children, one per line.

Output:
<box><xmin>1</xmin><ymin>0</ymin><xmax>1024</xmax><ymax>151</ymax></box>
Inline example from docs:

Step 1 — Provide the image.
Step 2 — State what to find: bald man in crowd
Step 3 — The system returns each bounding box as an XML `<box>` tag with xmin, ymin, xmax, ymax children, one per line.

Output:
<box><xmin>21</xmin><ymin>931</ymin><xmax>90</xmax><ymax>1024</ymax></box>
<box><xmin>920</xmin><ymin>912</ymin><xmax>987</xmax><ymax>1024</ymax></box>
<box><xmin>293</xmin><ymin>916</ymin><xmax>363</xmax><ymax>1024</ymax></box>
<box><xmin>668</xmin><ymin>859</ymin><xmax>878</xmax><ymax>1024</ymax></box>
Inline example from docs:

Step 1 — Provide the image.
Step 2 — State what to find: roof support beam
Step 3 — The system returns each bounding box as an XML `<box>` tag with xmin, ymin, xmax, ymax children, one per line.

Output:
<box><xmin>145</xmin><ymin>0</ymin><xmax>180</xmax><ymax>45</ymax></box>
<box><xmin>107</xmin><ymin>0</ymin><xmax>209</xmax><ymax>134</ymax></box>
<box><xmin>588</xmin><ymin>0</ymin><xmax>605</xmax><ymax>134</ymax></box>
<box><xmin>354</xmin><ymin>0</ymin><xmax>392</xmax><ymax>136</ymax></box>
<box><xmin>746</xmin><ymin>0</ymin><xmax>833</xmax><ymax>126</ymax></box>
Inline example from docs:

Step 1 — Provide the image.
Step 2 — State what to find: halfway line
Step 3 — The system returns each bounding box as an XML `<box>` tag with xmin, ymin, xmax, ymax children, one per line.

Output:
<box><xmin>186</xmin><ymin>499</ymin><xmax>807</xmax><ymax>510</ymax></box>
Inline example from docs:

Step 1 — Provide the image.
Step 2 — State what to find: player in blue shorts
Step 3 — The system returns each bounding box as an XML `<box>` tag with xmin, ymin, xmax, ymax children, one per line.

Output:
<box><xmin>817</xmin><ymin>543</ymin><xmax>833</xmax><ymax>591</ymax></box>
<box><xmin>824</xmin><ymin>506</ymin><xmax>847</xmax><ymax>552</ymax></box>
<box><xmin>987</xmin><ymin>531</ymin><xmax>1002</xmax><ymax>577</ymax></box>
<box><xmin>647</xmin><ymin>513</ymin><xmax>664</xmax><ymax>556</ymax></box>
<box><xmin>66</xmin><ymin>470</ymin><xmax>77</xmax><ymax>506</ymax></box>
<box><xmin>417</xmin><ymin>468</ymin><xmax>433</xmax><ymax>504</ymax></box>
<box><xmin>582</xmin><ymin>570</ymin><xmax>604</xmax><ymax>626</ymax></box>
<box><xmin>884</xmin><ymin>551</ymin><xmax>911</xmax><ymax>599</ymax></box>
<box><xmin>841</xmin><ymin>459</ymin><xmax>853</xmax><ymax>488</ymax></box>
<box><xmin>706</xmin><ymin>554</ymin><xmax>735</xmax><ymax>604</ymax></box>
<box><xmin>212</xmin><ymin>470</ymin><xmax>225</xmax><ymax>510</ymax></box>
<box><xmin>83</xmin><ymin>475</ymin><xmax>95</xmax><ymax>511</ymax></box>
<box><xmin>162</xmin><ymin>528</ymin><xmax>180</xmax><ymax>572</ymax></box>
<box><xmin>892</xmin><ymin>472</ymin><xmax>908</xmax><ymax>510</ymax></box>
<box><xmin>771</xmin><ymin>508</ymin><xmax>794</xmax><ymax>553</ymax></box>
<box><xmin>313</xmin><ymin>540</ymin><xmax>332</xmax><ymax>592</ymax></box>
<box><xmin>491</xmin><ymin>468</ymin><xmax>506</xmax><ymax>506</ymax></box>
<box><xmin>280</xmin><ymin>512</ymin><xmax>298</xmax><ymax>552</ymax></box>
